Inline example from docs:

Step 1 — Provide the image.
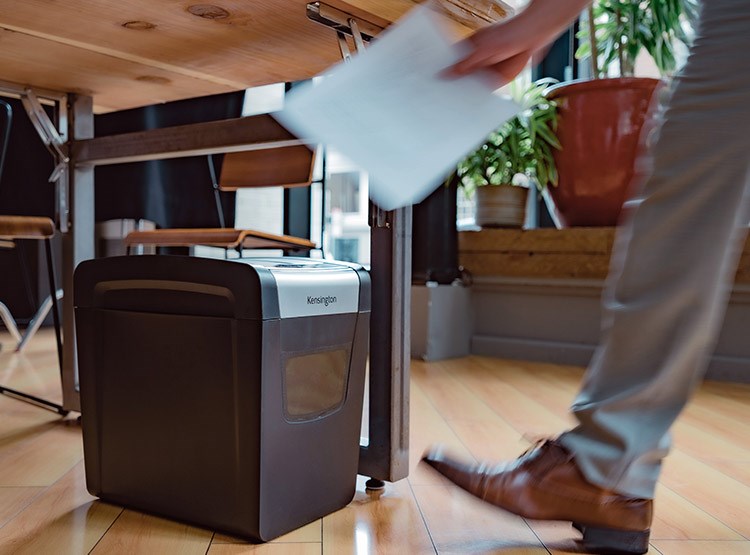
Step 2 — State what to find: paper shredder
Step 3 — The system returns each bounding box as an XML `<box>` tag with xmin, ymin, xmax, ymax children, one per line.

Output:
<box><xmin>74</xmin><ymin>255</ymin><xmax>370</xmax><ymax>541</ymax></box>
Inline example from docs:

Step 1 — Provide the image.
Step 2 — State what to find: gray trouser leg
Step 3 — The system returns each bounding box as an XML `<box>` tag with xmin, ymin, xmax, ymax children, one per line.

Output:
<box><xmin>558</xmin><ymin>0</ymin><xmax>750</xmax><ymax>499</ymax></box>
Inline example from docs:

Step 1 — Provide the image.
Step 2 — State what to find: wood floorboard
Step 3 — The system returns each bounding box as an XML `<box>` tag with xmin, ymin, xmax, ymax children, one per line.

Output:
<box><xmin>321</xmin><ymin>477</ymin><xmax>435</xmax><ymax>554</ymax></box>
<box><xmin>697</xmin><ymin>383</ymin><xmax>750</xmax><ymax>416</ymax></box>
<box><xmin>0</xmin><ymin>487</ymin><xmax>45</xmax><ymax>529</ymax></box>
<box><xmin>0</xmin><ymin>462</ymin><xmax>122</xmax><ymax>554</ymax></box>
<box><xmin>207</xmin><ymin>544</ymin><xmax>323</xmax><ymax>554</ymax></box>
<box><xmin>678</xmin><ymin>402</ymin><xmax>750</xmax><ymax>450</ymax></box>
<box><xmin>213</xmin><ymin>521</ymin><xmax>322</xmax><ymax>544</ymax></box>
<box><xmin>669</xmin><ymin>418</ymin><xmax>750</xmax><ymax>469</ymax></box>
<box><xmin>528</xmin><ymin>520</ymin><xmax>663</xmax><ymax>555</ymax></box>
<box><xmin>89</xmin><ymin>510</ymin><xmax>213</xmax><ymax>554</ymax></box>
<box><xmin>410</xmin><ymin>484</ymin><xmax>547</xmax><ymax>554</ymax></box>
<box><xmin>408</xmin><ymin>377</ymin><xmax>475</xmax><ymax>487</ymax></box>
<box><xmin>650</xmin><ymin>540</ymin><xmax>750</xmax><ymax>554</ymax></box>
<box><xmin>0</xmin><ymin>331</ymin><xmax>748</xmax><ymax>553</ymax></box>
<box><xmin>440</xmin><ymin>357</ymin><xmax>574</xmax><ymax>439</ymax></box>
<box><xmin>649</xmin><ymin>485</ymin><xmax>743</xmax><ymax>541</ymax></box>
<box><xmin>0</xmin><ymin>420</ymin><xmax>82</xmax><ymax>487</ymax></box>
<box><xmin>658</xmin><ymin>452</ymin><xmax>750</xmax><ymax>539</ymax></box>
<box><xmin>708</xmin><ymin>460</ymin><xmax>750</xmax><ymax>488</ymax></box>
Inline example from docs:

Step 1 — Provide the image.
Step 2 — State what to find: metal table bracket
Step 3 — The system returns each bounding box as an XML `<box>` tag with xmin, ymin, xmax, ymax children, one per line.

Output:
<box><xmin>20</xmin><ymin>88</ymin><xmax>70</xmax><ymax>232</ymax></box>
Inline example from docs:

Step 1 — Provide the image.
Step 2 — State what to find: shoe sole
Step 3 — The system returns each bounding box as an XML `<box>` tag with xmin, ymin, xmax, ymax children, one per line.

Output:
<box><xmin>573</xmin><ymin>522</ymin><xmax>650</xmax><ymax>555</ymax></box>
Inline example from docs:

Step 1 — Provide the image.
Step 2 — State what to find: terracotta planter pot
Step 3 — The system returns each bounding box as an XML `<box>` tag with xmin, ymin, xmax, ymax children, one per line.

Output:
<box><xmin>545</xmin><ymin>78</ymin><xmax>662</xmax><ymax>227</ymax></box>
<box><xmin>475</xmin><ymin>184</ymin><xmax>528</xmax><ymax>228</ymax></box>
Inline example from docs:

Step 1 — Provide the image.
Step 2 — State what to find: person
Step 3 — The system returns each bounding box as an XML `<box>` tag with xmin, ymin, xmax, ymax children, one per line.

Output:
<box><xmin>422</xmin><ymin>1</ymin><xmax>750</xmax><ymax>554</ymax></box>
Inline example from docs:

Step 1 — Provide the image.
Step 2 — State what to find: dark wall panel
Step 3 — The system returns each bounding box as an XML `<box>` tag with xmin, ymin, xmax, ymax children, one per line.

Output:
<box><xmin>94</xmin><ymin>90</ymin><xmax>245</xmax><ymax>229</ymax></box>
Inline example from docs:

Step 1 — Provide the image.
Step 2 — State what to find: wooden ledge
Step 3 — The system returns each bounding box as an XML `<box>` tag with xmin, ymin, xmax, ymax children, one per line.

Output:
<box><xmin>0</xmin><ymin>216</ymin><xmax>55</xmax><ymax>239</ymax></box>
<box><xmin>238</xmin><ymin>230</ymin><xmax>315</xmax><ymax>251</ymax></box>
<box><xmin>125</xmin><ymin>228</ymin><xmax>315</xmax><ymax>251</ymax></box>
<box><xmin>459</xmin><ymin>228</ymin><xmax>750</xmax><ymax>283</ymax></box>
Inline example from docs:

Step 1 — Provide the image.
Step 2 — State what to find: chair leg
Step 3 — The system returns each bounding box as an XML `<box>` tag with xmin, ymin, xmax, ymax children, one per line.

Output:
<box><xmin>0</xmin><ymin>383</ymin><xmax>67</xmax><ymax>413</ymax></box>
<box><xmin>0</xmin><ymin>301</ymin><xmax>22</xmax><ymax>344</ymax></box>
<box><xmin>16</xmin><ymin>290</ymin><xmax>62</xmax><ymax>353</ymax></box>
<box><xmin>0</xmin><ymin>240</ymin><xmax>67</xmax><ymax>415</ymax></box>
<box><xmin>44</xmin><ymin>239</ymin><xmax>64</xmax><ymax>376</ymax></box>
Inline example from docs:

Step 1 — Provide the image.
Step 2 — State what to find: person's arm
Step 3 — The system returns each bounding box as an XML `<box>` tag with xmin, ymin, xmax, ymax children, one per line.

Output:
<box><xmin>448</xmin><ymin>0</ymin><xmax>592</xmax><ymax>86</ymax></box>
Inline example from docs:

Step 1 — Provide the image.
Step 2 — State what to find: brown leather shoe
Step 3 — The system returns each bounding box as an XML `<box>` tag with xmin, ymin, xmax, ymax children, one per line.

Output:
<box><xmin>421</xmin><ymin>440</ymin><xmax>653</xmax><ymax>555</ymax></box>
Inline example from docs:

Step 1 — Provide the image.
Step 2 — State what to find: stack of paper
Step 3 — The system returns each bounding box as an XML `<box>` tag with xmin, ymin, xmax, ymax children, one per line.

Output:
<box><xmin>276</xmin><ymin>5</ymin><xmax>520</xmax><ymax>210</ymax></box>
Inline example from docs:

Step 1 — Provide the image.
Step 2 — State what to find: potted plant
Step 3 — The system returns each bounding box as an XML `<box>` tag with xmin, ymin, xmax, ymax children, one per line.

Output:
<box><xmin>458</xmin><ymin>79</ymin><xmax>560</xmax><ymax>228</ymax></box>
<box><xmin>542</xmin><ymin>0</ymin><xmax>697</xmax><ymax>227</ymax></box>
<box><xmin>578</xmin><ymin>0</ymin><xmax>699</xmax><ymax>79</ymax></box>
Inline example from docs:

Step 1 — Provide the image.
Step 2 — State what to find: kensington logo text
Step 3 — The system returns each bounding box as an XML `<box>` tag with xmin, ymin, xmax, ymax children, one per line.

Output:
<box><xmin>307</xmin><ymin>295</ymin><xmax>338</xmax><ymax>307</ymax></box>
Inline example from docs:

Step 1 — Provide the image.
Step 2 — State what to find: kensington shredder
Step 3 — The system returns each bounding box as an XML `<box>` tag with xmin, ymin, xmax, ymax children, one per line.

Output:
<box><xmin>74</xmin><ymin>255</ymin><xmax>370</xmax><ymax>541</ymax></box>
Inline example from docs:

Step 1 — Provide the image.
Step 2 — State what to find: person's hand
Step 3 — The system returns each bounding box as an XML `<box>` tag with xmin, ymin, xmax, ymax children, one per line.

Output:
<box><xmin>445</xmin><ymin>0</ymin><xmax>592</xmax><ymax>87</ymax></box>
<box><xmin>446</xmin><ymin>19</ymin><xmax>541</xmax><ymax>88</ymax></box>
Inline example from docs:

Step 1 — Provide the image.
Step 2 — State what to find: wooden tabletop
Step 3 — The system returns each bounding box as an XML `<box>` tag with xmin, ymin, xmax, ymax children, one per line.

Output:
<box><xmin>0</xmin><ymin>0</ymin><xmax>517</xmax><ymax>112</ymax></box>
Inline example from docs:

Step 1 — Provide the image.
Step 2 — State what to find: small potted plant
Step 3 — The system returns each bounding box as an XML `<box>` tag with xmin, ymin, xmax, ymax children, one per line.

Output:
<box><xmin>543</xmin><ymin>0</ymin><xmax>697</xmax><ymax>227</ymax></box>
<box><xmin>458</xmin><ymin>79</ymin><xmax>560</xmax><ymax>228</ymax></box>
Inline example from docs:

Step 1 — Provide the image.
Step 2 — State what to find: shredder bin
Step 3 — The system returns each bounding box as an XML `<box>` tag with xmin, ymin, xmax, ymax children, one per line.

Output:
<box><xmin>74</xmin><ymin>255</ymin><xmax>370</xmax><ymax>542</ymax></box>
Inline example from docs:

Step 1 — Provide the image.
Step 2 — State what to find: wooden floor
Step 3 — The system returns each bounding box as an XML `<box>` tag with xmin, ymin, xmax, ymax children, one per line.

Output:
<box><xmin>1</xmin><ymin>329</ymin><xmax>749</xmax><ymax>554</ymax></box>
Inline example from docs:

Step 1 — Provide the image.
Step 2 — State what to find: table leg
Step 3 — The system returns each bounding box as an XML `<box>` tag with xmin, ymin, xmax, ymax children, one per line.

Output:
<box><xmin>359</xmin><ymin>205</ymin><xmax>411</xmax><ymax>483</ymax></box>
<box><xmin>61</xmin><ymin>94</ymin><xmax>94</xmax><ymax>413</ymax></box>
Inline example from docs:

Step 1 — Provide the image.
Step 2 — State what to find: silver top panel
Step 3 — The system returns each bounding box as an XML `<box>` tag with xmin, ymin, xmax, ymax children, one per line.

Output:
<box><xmin>242</xmin><ymin>258</ymin><xmax>363</xmax><ymax>319</ymax></box>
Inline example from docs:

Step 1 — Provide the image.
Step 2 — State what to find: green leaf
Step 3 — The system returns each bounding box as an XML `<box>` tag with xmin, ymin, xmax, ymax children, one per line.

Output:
<box><xmin>583</xmin><ymin>0</ymin><xmax>695</xmax><ymax>77</ymax></box>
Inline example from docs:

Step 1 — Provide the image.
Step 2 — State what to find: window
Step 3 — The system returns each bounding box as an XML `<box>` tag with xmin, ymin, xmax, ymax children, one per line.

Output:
<box><xmin>328</xmin><ymin>171</ymin><xmax>361</xmax><ymax>214</ymax></box>
<box><xmin>333</xmin><ymin>238</ymin><xmax>360</xmax><ymax>263</ymax></box>
<box><xmin>323</xmin><ymin>150</ymin><xmax>370</xmax><ymax>265</ymax></box>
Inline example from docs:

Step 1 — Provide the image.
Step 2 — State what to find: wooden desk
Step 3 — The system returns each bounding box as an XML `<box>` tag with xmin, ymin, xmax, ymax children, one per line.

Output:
<box><xmin>0</xmin><ymin>0</ymin><xmax>515</xmax><ymax>111</ymax></box>
<box><xmin>0</xmin><ymin>0</ymin><xmax>514</xmax><ymax>483</ymax></box>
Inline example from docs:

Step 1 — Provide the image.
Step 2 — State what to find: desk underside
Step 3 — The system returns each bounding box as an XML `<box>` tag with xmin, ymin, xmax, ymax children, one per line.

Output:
<box><xmin>0</xmin><ymin>0</ymin><xmax>515</xmax><ymax>112</ymax></box>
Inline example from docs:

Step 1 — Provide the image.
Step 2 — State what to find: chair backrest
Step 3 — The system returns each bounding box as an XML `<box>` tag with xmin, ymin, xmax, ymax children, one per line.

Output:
<box><xmin>218</xmin><ymin>145</ymin><xmax>316</xmax><ymax>191</ymax></box>
<box><xmin>0</xmin><ymin>99</ymin><xmax>11</xmax><ymax>183</ymax></box>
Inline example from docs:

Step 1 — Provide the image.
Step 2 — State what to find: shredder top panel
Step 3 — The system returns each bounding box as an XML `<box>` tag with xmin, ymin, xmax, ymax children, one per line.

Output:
<box><xmin>75</xmin><ymin>255</ymin><xmax>369</xmax><ymax>321</ymax></box>
<box><xmin>75</xmin><ymin>255</ymin><xmax>277</xmax><ymax>320</ymax></box>
<box><xmin>239</xmin><ymin>258</ymin><xmax>364</xmax><ymax>318</ymax></box>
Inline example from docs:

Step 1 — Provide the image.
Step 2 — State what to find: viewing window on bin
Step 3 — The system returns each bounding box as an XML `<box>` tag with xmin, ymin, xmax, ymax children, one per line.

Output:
<box><xmin>283</xmin><ymin>349</ymin><xmax>350</xmax><ymax>421</ymax></box>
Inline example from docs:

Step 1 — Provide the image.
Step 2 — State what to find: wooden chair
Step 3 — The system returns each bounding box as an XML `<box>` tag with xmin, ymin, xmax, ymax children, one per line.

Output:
<box><xmin>125</xmin><ymin>145</ymin><xmax>317</xmax><ymax>255</ymax></box>
<box><xmin>0</xmin><ymin>98</ymin><xmax>66</xmax><ymax>414</ymax></box>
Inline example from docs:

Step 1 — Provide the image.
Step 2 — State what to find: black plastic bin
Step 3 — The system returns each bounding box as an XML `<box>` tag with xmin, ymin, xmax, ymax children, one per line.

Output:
<box><xmin>74</xmin><ymin>255</ymin><xmax>370</xmax><ymax>541</ymax></box>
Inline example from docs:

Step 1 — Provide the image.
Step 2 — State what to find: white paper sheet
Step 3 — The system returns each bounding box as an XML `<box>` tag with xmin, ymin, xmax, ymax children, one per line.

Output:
<box><xmin>276</xmin><ymin>5</ymin><xmax>521</xmax><ymax>210</ymax></box>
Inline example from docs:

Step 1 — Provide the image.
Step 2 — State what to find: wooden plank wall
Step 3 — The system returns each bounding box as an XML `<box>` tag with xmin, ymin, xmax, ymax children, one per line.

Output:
<box><xmin>459</xmin><ymin>228</ymin><xmax>750</xmax><ymax>283</ymax></box>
